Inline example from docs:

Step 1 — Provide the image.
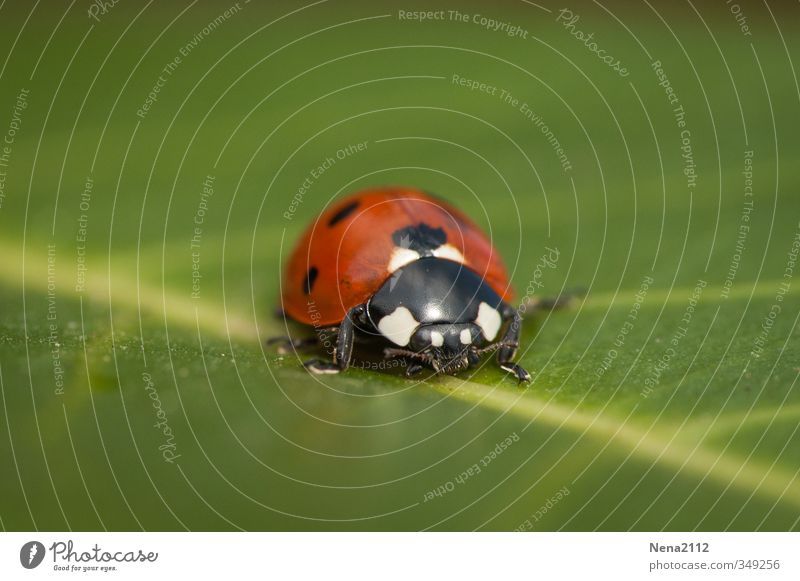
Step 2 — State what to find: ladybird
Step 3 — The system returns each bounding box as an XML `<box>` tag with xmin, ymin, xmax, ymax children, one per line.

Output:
<box><xmin>275</xmin><ymin>187</ymin><xmax>531</xmax><ymax>382</ymax></box>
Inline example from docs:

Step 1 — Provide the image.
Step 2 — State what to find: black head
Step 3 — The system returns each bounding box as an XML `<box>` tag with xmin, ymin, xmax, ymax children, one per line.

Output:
<box><xmin>366</xmin><ymin>257</ymin><xmax>509</xmax><ymax>375</ymax></box>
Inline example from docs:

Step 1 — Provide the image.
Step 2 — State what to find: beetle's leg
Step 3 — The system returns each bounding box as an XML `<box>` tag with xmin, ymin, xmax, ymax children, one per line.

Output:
<box><xmin>404</xmin><ymin>363</ymin><xmax>425</xmax><ymax>378</ymax></box>
<box><xmin>303</xmin><ymin>359</ymin><xmax>341</xmax><ymax>374</ymax></box>
<box><xmin>496</xmin><ymin>311</ymin><xmax>521</xmax><ymax>366</ymax></box>
<box><xmin>499</xmin><ymin>362</ymin><xmax>532</xmax><ymax>383</ymax></box>
<box><xmin>334</xmin><ymin>304</ymin><xmax>365</xmax><ymax>370</ymax></box>
<box><xmin>266</xmin><ymin>335</ymin><xmax>319</xmax><ymax>355</ymax></box>
<box><xmin>304</xmin><ymin>305</ymin><xmax>365</xmax><ymax>375</ymax></box>
<box><xmin>496</xmin><ymin>310</ymin><xmax>531</xmax><ymax>384</ymax></box>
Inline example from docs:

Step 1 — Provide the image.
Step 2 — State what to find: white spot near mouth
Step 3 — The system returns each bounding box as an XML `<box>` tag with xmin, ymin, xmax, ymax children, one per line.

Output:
<box><xmin>433</xmin><ymin>243</ymin><xmax>466</xmax><ymax>264</ymax></box>
<box><xmin>476</xmin><ymin>302</ymin><xmax>502</xmax><ymax>341</ymax></box>
<box><xmin>378</xmin><ymin>306</ymin><xmax>420</xmax><ymax>346</ymax></box>
<box><xmin>388</xmin><ymin>247</ymin><xmax>421</xmax><ymax>273</ymax></box>
<box><xmin>460</xmin><ymin>328</ymin><xmax>472</xmax><ymax>344</ymax></box>
<box><xmin>430</xmin><ymin>331</ymin><xmax>444</xmax><ymax>347</ymax></box>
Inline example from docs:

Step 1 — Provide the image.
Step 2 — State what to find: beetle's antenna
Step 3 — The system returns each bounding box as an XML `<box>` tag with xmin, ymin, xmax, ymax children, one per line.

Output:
<box><xmin>474</xmin><ymin>341</ymin><xmax>519</xmax><ymax>356</ymax></box>
<box><xmin>383</xmin><ymin>347</ymin><xmax>435</xmax><ymax>364</ymax></box>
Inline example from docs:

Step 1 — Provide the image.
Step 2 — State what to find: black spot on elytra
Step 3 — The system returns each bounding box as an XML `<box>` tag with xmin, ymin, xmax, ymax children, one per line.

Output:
<box><xmin>303</xmin><ymin>267</ymin><xmax>318</xmax><ymax>294</ymax></box>
<box><xmin>392</xmin><ymin>223</ymin><xmax>447</xmax><ymax>255</ymax></box>
<box><xmin>328</xmin><ymin>200</ymin><xmax>360</xmax><ymax>227</ymax></box>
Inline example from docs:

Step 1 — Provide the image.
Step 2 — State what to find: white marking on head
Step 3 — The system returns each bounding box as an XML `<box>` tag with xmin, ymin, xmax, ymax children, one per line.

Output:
<box><xmin>388</xmin><ymin>247</ymin><xmax>420</xmax><ymax>273</ymax></box>
<box><xmin>433</xmin><ymin>243</ymin><xmax>466</xmax><ymax>264</ymax></box>
<box><xmin>430</xmin><ymin>331</ymin><xmax>444</xmax><ymax>347</ymax></box>
<box><xmin>378</xmin><ymin>306</ymin><xmax>420</xmax><ymax>346</ymax></box>
<box><xmin>476</xmin><ymin>302</ymin><xmax>502</xmax><ymax>341</ymax></box>
<box><xmin>460</xmin><ymin>328</ymin><xmax>472</xmax><ymax>345</ymax></box>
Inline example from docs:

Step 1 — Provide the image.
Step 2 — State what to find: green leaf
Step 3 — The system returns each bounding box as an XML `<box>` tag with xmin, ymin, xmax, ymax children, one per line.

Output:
<box><xmin>1</xmin><ymin>1</ymin><xmax>799</xmax><ymax>532</ymax></box>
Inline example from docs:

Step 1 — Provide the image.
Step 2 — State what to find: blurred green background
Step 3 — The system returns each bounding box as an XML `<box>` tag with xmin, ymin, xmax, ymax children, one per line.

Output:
<box><xmin>0</xmin><ymin>0</ymin><xmax>799</xmax><ymax>531</ymax></box>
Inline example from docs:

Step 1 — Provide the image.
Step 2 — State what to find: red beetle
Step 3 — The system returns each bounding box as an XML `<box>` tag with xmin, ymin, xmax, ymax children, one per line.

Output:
<box><xmin>275</xmin><ymin>187</ymin><xmax>531</xmax><ymax>382</ymax></box>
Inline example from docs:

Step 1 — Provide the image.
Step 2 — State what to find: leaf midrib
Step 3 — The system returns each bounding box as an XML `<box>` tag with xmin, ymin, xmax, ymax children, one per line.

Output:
<box><xmin>2</xmin><ymin>238</ymin><xmax>798</xmax><ymax>510</ymax></box>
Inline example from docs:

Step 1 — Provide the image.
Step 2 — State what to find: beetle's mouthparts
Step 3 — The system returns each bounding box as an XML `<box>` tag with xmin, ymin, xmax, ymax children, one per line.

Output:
<box><xmin>436</xmin><ymin>354</ymin><xmax>470</xmax><ymax>375</ymax></box>
<box><xmin>386</xmin><ymin>345</ymin><xmax>475</xmax><ymax>375</ymax></box>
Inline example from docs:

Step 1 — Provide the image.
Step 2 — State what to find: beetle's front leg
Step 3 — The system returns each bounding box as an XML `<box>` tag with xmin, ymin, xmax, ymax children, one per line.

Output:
<box><xmin>304</xmin><ymin>305</ymin><xmax>365</xmax><ymax>375</ymax></box>
<box><xmin>496</xmin><ymin>304</ymin><xmax>531</xmax><ymax>383</ymax></box>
